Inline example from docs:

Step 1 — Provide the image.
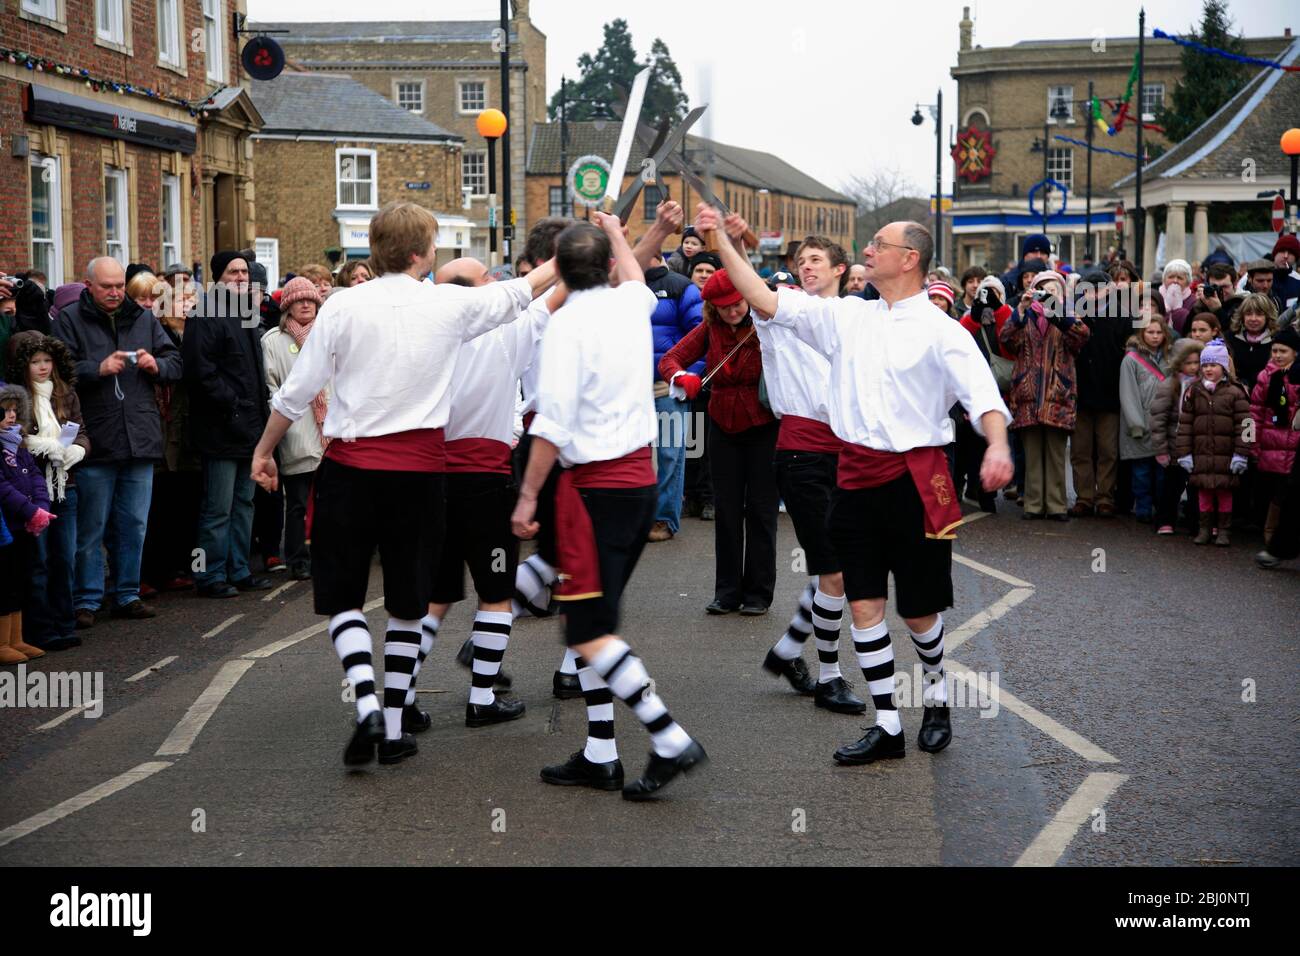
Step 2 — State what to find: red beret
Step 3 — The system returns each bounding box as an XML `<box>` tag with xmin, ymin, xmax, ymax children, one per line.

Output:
<box><xmin>701</xmin><ymin>268</ymin><xmax>744</xmax><ymax>308</ymax></box>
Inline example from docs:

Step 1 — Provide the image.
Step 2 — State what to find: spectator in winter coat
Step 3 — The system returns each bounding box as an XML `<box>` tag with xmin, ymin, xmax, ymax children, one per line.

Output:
<box><xmin>53</xmin><ymin>257</ymin><xmax>181</xmax><ymax>627</ymax></box>
<box><xmin>647</xmin><ymin>253</ymin><xmax>704</xmax><ymax>542</ymax></box>
<box><xmin>1228</xmin><ymin>293</ymin><xmax>1278</xmax><ymax>413</ymax></box>
<box><xmin>1159</xmin><ymin>258</ymin><xmax>1196</xmax><ymax>335</ymax></box>
<box><xmin>1069</xmin><ymin>267</ymin><xmax>1130</xmax><ymax>517</ymax></box>
<box><xmin>8</xmin><ymin>332</ymin><xmax>89</xmax><ymax>650</ymax></box>
<box><xmin>183</xmin><ymin>251</ymin><xmax>273</xmax><ymax>599</ymax></box>
<box><xmin>665</xmin><ymin>226</ymin><xmax>705</xmax><ymax>277</ymax></box>
<box><xmin>1000</xmin><ymin>270</ymin><xmax>1090</xmax><ymax>520</ymax></box>
<box><xmin>1268</xmin><ymin>233</ymin><xmax>1300</xmax><ymax>314</ymax></box>
<box><xmin>1176</xmin><ymin>338</ymin><xmax>1250</xmax><ymax>547</ymax></box>
<box><xmin>0</xmin><ymin>384</ymin><xmax>54</xmax><ymax>663</ymax></box>
<box><xmin>1118</xmin><ymin>312</ymin><xmax>1173</xmax><ymax>522</ymax></box>
<box><xmin>660</xmin><ymin>269</ymin><xmax>777</xmax><ymax>614</ymax></box>
<box><xmin>1248</xmin><ymin>326</ymin><xmax>1300</xmax><ymax>546</ymax></box>
<box><xmin>687</xmin><ymin>252</ymin><xmax>722</xmax><ymax>292</ymax></box>
<box><xmin>1151</xmin><ymin>338</ymin><xmax>1203</xmax><ymax>534</ymax></box>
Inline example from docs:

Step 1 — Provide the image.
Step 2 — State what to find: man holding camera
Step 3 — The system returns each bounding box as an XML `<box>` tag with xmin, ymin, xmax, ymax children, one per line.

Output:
<box><xmin>1197</xmin><ymin>261</ymin><xmax>1242</xmax><ymax>329</ymax></box>
<box><xmin>53</xmin><ymin>257</ymin><xmax>181</xmax><ymax>625</ymax></box>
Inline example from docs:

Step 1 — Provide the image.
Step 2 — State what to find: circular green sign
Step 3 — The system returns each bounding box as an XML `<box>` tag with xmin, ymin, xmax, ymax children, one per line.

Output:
<box><xmin>569</xmin><ymin>154</ymin><xmax>611</xmax><ymax>208</ymax></box>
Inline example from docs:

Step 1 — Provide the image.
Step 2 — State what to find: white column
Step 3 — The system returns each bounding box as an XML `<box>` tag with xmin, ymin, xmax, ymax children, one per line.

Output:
<box><xmin>1143</xmin><ymin>208</ymin><xmax>1158</xmax><ymax>278</ymax></box>
<box><xmin>1165</xmin><ymin>201</ymin><xmax>1187</xmax><ymax>263</ymax></box>
<box><xmin>1193</xmin><ymin>203</ymin><xmax>1210</xmax><ymax>264</ymax></box>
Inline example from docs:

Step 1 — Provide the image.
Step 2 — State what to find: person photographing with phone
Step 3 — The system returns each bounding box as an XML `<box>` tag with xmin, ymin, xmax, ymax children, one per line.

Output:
<box><xmin>53</xmin><ymin>257</ymin><xmax>180</xmax><ymax>626</ymax></box>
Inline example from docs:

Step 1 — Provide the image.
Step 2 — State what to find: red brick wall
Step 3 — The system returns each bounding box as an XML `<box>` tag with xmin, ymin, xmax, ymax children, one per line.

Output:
<box><xmin>0</xmin><ymin>82</ymin><xmax>27</xmax><ymax>271</ymax></box>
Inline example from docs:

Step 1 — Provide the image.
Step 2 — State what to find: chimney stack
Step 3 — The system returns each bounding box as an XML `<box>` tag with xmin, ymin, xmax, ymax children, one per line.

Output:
<box><xmin>960</xmin><ymin>7</ymin><xmax>974</xmax><ymax>53</ymax></box>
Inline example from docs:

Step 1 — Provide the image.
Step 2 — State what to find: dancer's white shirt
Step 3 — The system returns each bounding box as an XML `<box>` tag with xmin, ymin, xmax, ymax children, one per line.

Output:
<box><xmin>270</xmin><ymin>272</ymin><xmax>534</xmax><ymax>438</ymax></box>
<box><xmin>764</xmin><ymin>286</ymin><xmax>1010</xmax><ymax>451</ymax></box>
<box><xmin>445</xmin><ymin>291</ymin><xmax>554</xmax><ymax>445</ymax></box>
<box><xmin>530</xmin><ymin>281</ymin><xmax>658</xmax><ymax>467</ymax></box>
<box><xmin>753</xmin><ymin>311</ymin><xmax>833</xmax><ymax>424</ymax></box>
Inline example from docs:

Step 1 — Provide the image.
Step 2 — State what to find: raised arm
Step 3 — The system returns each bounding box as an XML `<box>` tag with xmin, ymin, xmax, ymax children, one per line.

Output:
<box><xmin>632</xmin><ymin>200</ymin><xmax>684</xmax><ymax>271</ymax></box>
<box><xmin>695</xmin><ymin>204</ymin><xmax>777</xmax><ymax>317</ymax></box>
<box><xmin>593</xmin><ymin>211</ymin><xmax>643</xmax><ymax>286</ymax></box>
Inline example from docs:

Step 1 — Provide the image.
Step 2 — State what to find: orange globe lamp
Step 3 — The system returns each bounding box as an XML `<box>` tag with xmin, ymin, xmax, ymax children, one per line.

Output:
<box><xmin>476</xmin><ymin>108</ymin><xmax>508</xmax><ymax>140</ymax></box>
<box><xmin>1284</xmin><ymin>128</ymin><xmax>1300</xmax><ymax>237</ymax></box>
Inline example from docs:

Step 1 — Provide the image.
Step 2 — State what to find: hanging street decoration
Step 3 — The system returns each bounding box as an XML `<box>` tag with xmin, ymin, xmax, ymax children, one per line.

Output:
<box><xmin>569</xmin><ymin>155</ymin><xmax>612</xmax><ymax>209</ymax></box>
<box><xmin>1153</xmin><ymin>28</ymin><xmax>1300</xmax><ymax>73</ymax></box>
<box><xmin>951</xmin><ymin>125</ymin><xmax>996</xmax><ymax>183</ymax></box>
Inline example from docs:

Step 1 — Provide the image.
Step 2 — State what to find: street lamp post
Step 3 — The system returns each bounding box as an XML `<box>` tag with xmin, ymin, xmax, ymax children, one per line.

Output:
<box><xmin>912</xmin><ymin>88</ymin><xmax>944</xmax><ymax>267</ymax></box>
<box><xmin>477</xmin><ymin>108</ymin><xmax>508</xmax><ymax>267</ymax></box>
<box><xmin>1031</xmin><ymin>98</ymin><xmax>1072</xmax><ymax>242</ymax></box>
<box><xmin>1283</xmin><ymin>128</ymin><xmax>1300</xmax><ymax>234</ymax></box>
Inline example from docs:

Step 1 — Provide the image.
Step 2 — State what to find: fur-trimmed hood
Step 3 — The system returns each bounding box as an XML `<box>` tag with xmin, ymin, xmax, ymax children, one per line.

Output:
<box><xmin>0</xmin><ymin>383</ymin><xmax>33</xmax><ymax>434</ymax></box>
<box><xmin>7</xmin><ymin>330</ymin><xmax>77</xmax><ymax>389</ymax></box>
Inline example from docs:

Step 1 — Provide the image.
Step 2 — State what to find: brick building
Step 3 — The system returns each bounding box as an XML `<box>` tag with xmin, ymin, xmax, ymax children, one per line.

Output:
<box><xmin>526</xmin><ymin>121</ymin><xmax>856</xmax><ymax>267</ymax></box>
<box><xmin>1</xmin><ymin>0</ymin><xmax>262</xmax><ymax>286</ymax></box>
<box><xmin>249</xmin><ymin>72</ymin><xmax>470</xmax><ymax>282</ymax></box>
<box><xmin>947</xmin><ymin>6</ymin><xmax>1293</xmax><ymax>273</ymax></box>
<box><xmin>249</xmin><ymin>0</ymin><xmax>547</xmax><ymax>264</ymax></box>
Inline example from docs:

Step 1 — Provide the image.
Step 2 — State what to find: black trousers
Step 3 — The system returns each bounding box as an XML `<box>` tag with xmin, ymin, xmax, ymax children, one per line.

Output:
<box><xmin>562</xmin><ymin>485</ymin><xmax>656</xmax><ymax>646</ymax></box>
<box><xmin>282</xmin><ymin>471</ymin><xmax>313</xmax><ymax>570</ymax></box>
<box><xmin>955</xmin><ymin>418</ymin><xmax>996</xmax><ymax>510</ymax></box>
<box><xmin>252</xmin><ymin>483</ymin><xmax>284</xmax><ymax>565</ymax></box>
<box><xmin>142</xmin><ymin>468</ymin><xmax>202</xmax><ymax>584</ymax></box>
<box><xmin>1153</xmin><ymin>462</ymin><xmax>1195</xmax><ymax>531</ymax></box>
<box><xmin>708</xmin><ymin>419</ymin><xmax>779</xmax><ymax>608</ymax></box>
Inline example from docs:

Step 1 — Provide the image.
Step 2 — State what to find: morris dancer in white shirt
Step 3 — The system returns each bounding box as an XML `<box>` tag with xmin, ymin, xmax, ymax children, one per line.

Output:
<box><xmin>413</xmin><ymin>256</ymin><xmax>560</xmax><ymax>731</ymax></box>
<box><xmin>700</xmin><ymin>207</ymin><xmax>1012</xmax><ymax>765</ymax></box>
<box><xmin>753</xmin><ymin>235</ymin><xmax>867</xmax><ymax>715</ymax></box>
<box><xmin>513</xmin><ymin>213</ymin><xmax>708</xmax><ymax>799</ymax></box>
<box><xmin>252</xmin><ymin>202</ymin><xmax>556</xmax><ymax>769</ymax></box>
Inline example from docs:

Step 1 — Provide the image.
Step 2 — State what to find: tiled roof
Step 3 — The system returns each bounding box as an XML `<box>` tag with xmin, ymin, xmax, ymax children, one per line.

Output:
<box><xmin>1115</xmin><ymin>37</ymin><xmax>1300</xmax><ymax>186</ymax></box>
<box><xmin>525</xmin><ymin>121</ymin><xmax>852</xmax><ymax>204</ymax></box>
<box><xmin>248</xmin><ymin>73</ymin><xmax>462</xmax><ymax>141</ymax></box>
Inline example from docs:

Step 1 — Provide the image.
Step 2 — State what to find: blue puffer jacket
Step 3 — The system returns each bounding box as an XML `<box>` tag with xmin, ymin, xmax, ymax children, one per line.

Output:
<box><xmin>647</xmin><ymin>266</ymin><xmax>704</xmax><ymax>381</ymax></box>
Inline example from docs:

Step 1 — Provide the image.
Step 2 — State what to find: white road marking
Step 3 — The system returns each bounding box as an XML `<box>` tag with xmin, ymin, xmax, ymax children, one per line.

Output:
<box><xmin>125</xmin><ymin>656</ymin><xmax>178</xmax><ymax>683</ymax></box>
<box><xmin>201</xmin><ymin>613</ymin><xmax>244</xmax><ymax>639</ymax></box>
<box><xmin>1015</xmin><ymin>772</ymin><xmax>1129</xmax><ymax>866</ymax></box>
<box><xmin>242</xmin><ymin>596</ymin><xmax>386</xmax><ymax>659</ymax></box>
<box><xmin>952</xmin><ymin>552</ymin><xmax>1034</xmax><ymax>589</ymax></box>
<box><xmin>34</xmin><ymin>700</ymin><xmax>102</xmax><ymax>731</ymax></box>
<box><xmin>262</xmin><ymin>580</ymin><xmax>298</xmax><ymax>603</ymax></box>
<box><xmin>155</xmin><ymin>659</ymin><xmax>256</xmax><ymax>756</ymax></box>
<box><xmin>947</xmin><ymin>661</ymin><xmax>1119</xmax><ymax>763</ymax></box>
<box><xmin>0</xmin><ymin>761</ymin><xmax>173</xmax><ymax>849</ymax></box>
<box><xmin>944</xmin><ymin>587</ymin><xmax>1036</xmax><ymax>652</ymax></box>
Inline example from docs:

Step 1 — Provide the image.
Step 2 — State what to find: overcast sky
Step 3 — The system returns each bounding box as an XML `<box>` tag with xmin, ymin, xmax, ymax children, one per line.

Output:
<box><xmin>247</xmin><ymin>0</ymin><xmax>1295</xmax><ymax>199</ymax></box>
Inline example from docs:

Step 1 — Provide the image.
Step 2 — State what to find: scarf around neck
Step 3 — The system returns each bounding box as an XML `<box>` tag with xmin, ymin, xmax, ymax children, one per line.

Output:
<box><xmin>30</xmin><ymin>379</ymin><xmax>71</xmax><ymax>502</ymax></box>
<box><xmin>284</xmin><ymin>316</ymin><xmax>329</xmax><ymax>448</ymax></box>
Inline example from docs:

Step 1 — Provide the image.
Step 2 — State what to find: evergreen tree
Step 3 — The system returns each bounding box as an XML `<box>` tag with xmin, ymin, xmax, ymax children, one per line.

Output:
<box><xmin>1157</xmin><ymin>0</ymin><xmax>1249</xmax><ymax>143</ymax></box>
<box><xmin>549</xmin><ymin>20</ymin><xmax>689</xmax><ymax>128</ymax></box>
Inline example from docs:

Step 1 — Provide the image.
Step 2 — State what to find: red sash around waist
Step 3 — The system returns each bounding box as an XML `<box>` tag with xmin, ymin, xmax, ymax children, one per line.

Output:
<box><xmin>324</xmin><ymin>428</ymin><xmax>446</xmax><ymax>473</ymax></box>
<box><xmin>837</xmin><ymin>443</ymin><xmax>963</xmax><ymax>539</ymax></box>
<box><xmin>444</xmin><ymin>437</ymin><xmax>512</xmax><ymax>474</ymax></box>
<box><xmin>553</xmin><ymin>447</ymin><xmax>654</xmax><ymax>600</ymax></box>
<box><xmin>776</xmin><ymin>415</ymin><xmax>844</xmax><ymax>454</ymax></box>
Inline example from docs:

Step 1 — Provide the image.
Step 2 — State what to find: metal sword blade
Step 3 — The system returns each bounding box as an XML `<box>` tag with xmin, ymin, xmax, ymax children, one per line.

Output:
<box><xmin>603</xmin><ymin>67</ymin><xmax>652</xmax><ymax>205</ymax></box>
<box><xmin>612</xmin><ymin>104</ymin><xmax>708</xmax><ymax>223</ymax></box>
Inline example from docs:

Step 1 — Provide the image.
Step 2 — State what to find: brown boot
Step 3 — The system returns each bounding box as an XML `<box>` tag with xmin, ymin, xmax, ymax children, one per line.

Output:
<box><xmin>8</xmin><ymin>611</ymin><xmax>44</xmax><ymax>659</ymax></box>
<box><xmin>1193</xmin><ymin>514</ymin><xmax>1214</xmax><ymax>546</ymax></box>
<box><xmin>1214</xmin><ymin>512</ymin><xmax>1232</xmax><ymax>547</ymax></box>
<box><xmin>0</xmin><ymin>614</ymin><xmax>26</xmax><ymax>666</ymax></box>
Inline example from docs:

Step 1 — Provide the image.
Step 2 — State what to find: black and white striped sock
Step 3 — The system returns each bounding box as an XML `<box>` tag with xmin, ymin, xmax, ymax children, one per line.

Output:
<box><xmin>330</xmin><ymin>611</ymin><xmax>378</xmax><ymax>724</ymax></box>
<box><xmin>812</xmin><ymin>589</ymin><xmax>846</xmax><ymax>683</ymax></box>
<box><xmin>469</xmin><ymin>610</ymin><xmax>513</xmax><ymax>706</ymax></box>
<box><xmin>909</xmin><ymin>616</ymin><xmax>947</xmax><ymax>705</ymax></box>
<box><xmin>512</xmin><ymin>553</ymin><xmax>556</xmax><ymax>617</ymax></box>
<box><xmin>853</xmin><ymin>621</ymin><xmax>900</xmax><ymax>735</ymax></box>
<box><xmin>383</xmin><ymin>617</ymin><xmax>422</xmax><ymax>740</ymax></box>
<box><xmin>771</xmin><ymin>578</ymin><xmax>816</xmax><ymax>660</ymax></box>
<box><xmin>557</xmin><ymin>647</ymin><xmax>579</xmax><ymax>676</ymax></box>
<box><xmin>404</xmin><ymin>613</ymin><xmax>440</xmax><ymax>707</ymax></box>
<box><xmin>589</xmin><ymin>639</ymin><xmax>691</xmax><ymax>758</ymax></box>
<box><xmin>577</xmin><ymin>662</ymin><xmax>617</xmax><ymax>763</ymax></box>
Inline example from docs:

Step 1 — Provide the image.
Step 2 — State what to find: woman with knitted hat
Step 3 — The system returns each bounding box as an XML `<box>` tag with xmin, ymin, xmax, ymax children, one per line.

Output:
<box><xmin>926</xmin><ymin>281</ymin><xmax>957</xmax><ymax>318</ymax></box>
<box><xmin>1175</xmin><ymin>338</ymin><xmax>1250</xmax><ymax>546</ymax></box>
<box><xmin>1000</xmin><ymin>269</ymin><xmax>1090</xmax><ymax>520</ymax></box>
<box><xmin>261</xmin><ymin>277</ymin><xmax>328</xmax><ymax>580</ymax></box>
<box><xmin>1150</xmin><ymin>337</ymin><xmax>1203</xmax><ymax>535</ymax></box>
<box><xmin>659</xmin><ymin>268</ymin><xmax>778</xmax><ymax>614</ymax></box>
<box><xmin>7</xmin><ymin>332</ymin><xmax>89</xmax><ymax>650</ymax></box>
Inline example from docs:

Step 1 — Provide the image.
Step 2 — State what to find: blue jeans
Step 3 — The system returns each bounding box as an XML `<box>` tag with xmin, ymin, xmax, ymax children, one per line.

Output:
<box><xmin>654</xmin><ymin>394</ymin><xmax>690</xmax><ymax>533</ymax></box>
<box><xmin>1130</xmin><ymin>457</ymin><xmax>1164</xmax><ymax>518</ymax></box>
<box><xmin>195</xmin><ymin>457</ymin><xmax>255</xmax><ymax>587</ymax></box>
<box><xmin>75</xmin><ymin>462</ymin><xmax>153</xmax><ymax>610</ymax></box>
<box><xmin>26</xmin><ymin>486</ymin><xmax>78</xmax><ymax>639</ymax></box>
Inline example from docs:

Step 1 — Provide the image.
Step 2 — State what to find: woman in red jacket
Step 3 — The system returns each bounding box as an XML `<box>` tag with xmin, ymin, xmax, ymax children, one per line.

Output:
<box><xmin>659</xmin><ymin>269</ymin><xmax>778</xmax><ymax>615</ymax></box>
